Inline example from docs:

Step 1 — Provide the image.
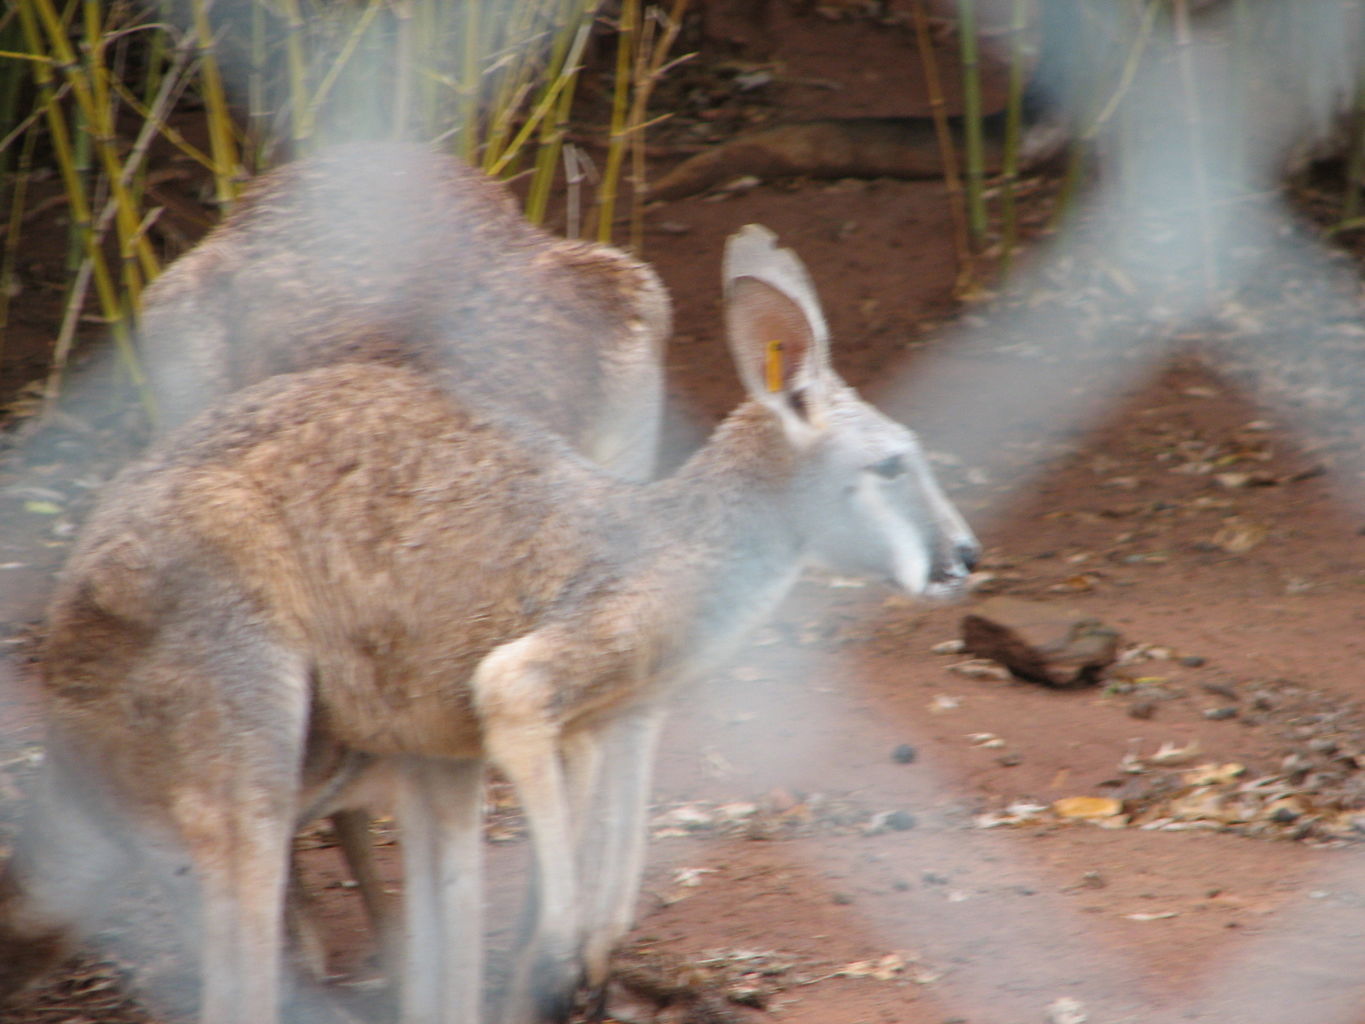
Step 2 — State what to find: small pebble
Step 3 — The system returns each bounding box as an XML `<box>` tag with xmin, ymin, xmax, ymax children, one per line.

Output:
<box><xmin>1203</xmin><ymin>706</ymin><xmax>1238</xmax><ymax>721</ymax></box>
<box><xmin>1129</xmin><ymin>699</ymin><xmax>1158</xmax><ymax>720</ymax></box>
<box><xmin>886</xmin><ymin>810</ymin><xmax>917</xmax><ymax>831</ymax></box>
<box><xmin>1201</xmin><ymin>681</ymin><xmax>1239</xmax><ymax>700</ymax></box>
<box><xmin>832</xmin><ymin>891</ymin><xmax>854</xmax><ymax>905</ymax></box>
<box><xmin>996</xmin><ymin>752</ymin><xmax>1022</xmax><ymax>767</ymax></box>
<box><xmin>891</xmin><ymin>743</ymin><xmax>918</xmax><ymax>765</ymax></box>
<box><xmin>1181</xmin><ymin>655</ymin><xmax>1207</xmax><ymax>668</ymax></box>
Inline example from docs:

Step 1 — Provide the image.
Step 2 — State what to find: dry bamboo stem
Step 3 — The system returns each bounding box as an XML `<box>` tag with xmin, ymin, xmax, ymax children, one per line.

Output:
<box><xmin>1172</xmin><ymin>0</ymin><xmax>1217</xmax><ymax>298</ymax></box>
<box><xmin>188</xmin><ymin>0</ymin><xmax>240</xmax><ymax>199</ymax></box>
<box><xmin>911</xmin><ymin>0</ymin><xmax>971</xmax><ymax>289</ymax></box>
<box><xmin>277</xmin><ymin>0</ymin><xmax>313</xmax><ymax>148</ymax></box>
<box><xmin>526</xmin><ymin>6</ymin><xmax>594</xmax><ymax>224</ymax></box>
<box><xmin>956</xmin><ymin>0</ymin><xmax>987</xmax><ymax>246</ymax></box>
<box><xmin>626</xmin><ymin>0</ymin><xmax>689</xmax><ymax>254</ymax></box>
<box><xmin>998</xmin><ymin>0</ymin><xmax>1028</xmax><ymax>276</ymax></box>
<box><xmin>595</xmin><ymin>0</ymin><xmax>637</xmax><ymax>244</ymax></box>
<box><xmin>486</xmin><ymin>21</ymin><xmax>591</xmax><ymax>178</ymax></box>
<box><xmin>17</xmin><ymin>0</ymin><xmax>132</xmax><ymax>405</ymax></box>
<box><xmin>0</xmin><ymin>108</ymin><xmax>39</xmax><ymax>343</ymax></box>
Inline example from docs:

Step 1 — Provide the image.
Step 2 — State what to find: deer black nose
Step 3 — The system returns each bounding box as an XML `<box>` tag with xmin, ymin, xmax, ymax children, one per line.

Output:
<box><xmin>956</xmin><ymin>539</ymin><xmax>981</xmax><ymax>574</ymax></box>
<box><xmin>929</xmin><ymin>537</ymin><xmax>980</xmax><ymax>586</ymax></box>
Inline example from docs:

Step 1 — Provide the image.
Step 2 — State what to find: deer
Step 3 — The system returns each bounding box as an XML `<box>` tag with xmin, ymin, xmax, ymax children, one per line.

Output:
<box><xmin>136</xmin><ymin>141</ymin><xmax>674</xmax><ymax>974</ymax></box>
<box><xmin>139</xmin><ymin>142</ymin><xmax>671</xmax><ymax>481</ymax></box>
<box><xmin>0</xmin><ymin>224</ymin><xmax>979</xmax><ymax>1024</ymax></box>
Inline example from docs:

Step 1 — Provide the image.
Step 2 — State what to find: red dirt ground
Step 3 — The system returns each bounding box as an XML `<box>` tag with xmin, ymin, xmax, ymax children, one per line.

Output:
<box><xmin>5</xmin><ymin>4</ymin><xmax>1365</xmax><ymax>1024</ymax></box>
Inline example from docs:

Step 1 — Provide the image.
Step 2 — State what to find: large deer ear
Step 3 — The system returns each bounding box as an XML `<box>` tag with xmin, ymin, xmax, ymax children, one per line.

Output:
<box><xmin>723</xmin><ymin>225</ymin><xmax>832</xmax><ymax>424</ymax></box>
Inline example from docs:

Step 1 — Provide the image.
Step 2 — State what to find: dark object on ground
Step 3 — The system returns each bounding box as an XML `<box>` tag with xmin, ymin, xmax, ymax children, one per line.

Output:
<box><xmin>960</xmin><ymin>596</ymin><xmax>1119</xmax><ymax>689</ymax></box>
<box><xmin>891</xmin><ymin>743</ymin><xmax>917</xmax><ymax>764</ymax></box>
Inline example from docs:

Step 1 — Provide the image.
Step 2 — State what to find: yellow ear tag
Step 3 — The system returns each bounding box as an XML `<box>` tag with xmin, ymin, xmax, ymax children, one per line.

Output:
<box><xmin>765</xmin><ymin>340</ymin><xmax>784</xmax><ymax>393</ymax></box>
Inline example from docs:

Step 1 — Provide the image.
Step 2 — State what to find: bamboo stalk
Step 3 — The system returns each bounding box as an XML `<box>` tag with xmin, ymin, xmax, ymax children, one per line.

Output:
<box><xmin>998</xmin><ymin>0</ymin><xmax>1028</xmax><ymax>277</ymax></box>
<box><xmin>911</xmin><ymin>0</ymin><xmax>971</xmax><ymax>289</ymax></box>
<box><xmin>480</xmin><ymin>0</ymin><xmax>546</xmax><ymax>172</ymax></box>
<box><xmin>247</xmin><ymin>0</ymin><xmax>268</xmax><ymax>153</ymax></box>
<box><xmin>525</xmin><ymin>4</ymin><xmax>597</xmax><ymax>224</ymax></box>
<box><xmin>104</xmin><ymin>16</ymin><xmax>202</xmax><ymax>256</ymax></box>
<box><xmin>81</xmin><ymin>0</ymin><xmax>140</xmax><ymax>305</ymax></box>
<box><xmin>487</xmin><ymin>20</ymin><xmax>591</xmax><ymax>179</ymax></box>
<box><xmin>624</xmin><ymin>7</ymin><xmax>657</xmax><ymax>251</ymax></box>
<box><xmin>277</xmin><ymin>0</ymin><xmax>313</xmax><ymax>149</ymax></box>
<box><xmin>1048</xmin><ymin>0</ymin><xmax>1159</xmax><ymax>232</ymax></box>
<box><xmin>107</xmin><ymin>72</ymin><xmax>213</xmax><ymax>171</ymax></box>
<box><xmin>594</xmin><ymin>0</ymin><xmax>637</xmax><ymax>244</ymax></box>
<box><xmin>69</xmin><ymin>102</ymin><xmax>91</xmax><ymax>274</ymax></box>
<box><xmin>0</xmin><ymin>102</ymin><xmax>39</xmax><ymax>344</ymax></box>
<box><xmin>460</xmin><ymin>0</ymin><xmax>484</xmax><ymax>160</ymax></box>
<box><xmin>1171</xmin><ymin>0</ymin><xmax>1217</xmax><ymax>297</ymax></box>
<box><xmin>525</xmin><ymin>8</ymin><xmax>583</xmax><ymax>220</ymax></box>
<box><xmin>17</xmin><ymin>0</ymin><xmax>152</xmax><ymax>411</ymax></box>
<box><xmin>16</xmin><ymin>1</ymin><xmax>113</xmax><ymax>316</ymax></box>
<box><xmin>956</xmin><ymin>0</ymin><xmax>987</xmax><ymax>247</ymax></box>
<box><xmin>1085</xmin><ymin>0</ymin><xmax>1160</xmax><ymax>137</ymax></box>
<box><xmin>390</xmin><ymin>0</ymin><xmax>413</xmax><ymax>140</ymax></box>
<box><xmin>0</xmin><ymin>11</ymin><xmax>25</xmax><ymax>181</ymax></box>
<box><xmin>625</xmin><ymin>0</ymin><xmax>689</xmax><ymax>255</ymax></box>
<box><xmin>1225</xmin><ymin>0</ymin><xmax>1251</xmax><ymax>193</ymax></box>
<box><xmin>188</xmin><ymin>0</ymin><xmax>241</xmax><ymax>200</ymax></box>
<box><xmin>419</xmin><ymin>0</ymin><xmax>446</xmax><ymax>136</ymax></box>
<box><xmin>308</xmin><ymin>0</ymin><xmax>386</xmax><ymax>125</ymax></box>
<box><xmin>562</xmin><ymin>141</ymin><xmax>590</xmax><ymax>240</ymax></box>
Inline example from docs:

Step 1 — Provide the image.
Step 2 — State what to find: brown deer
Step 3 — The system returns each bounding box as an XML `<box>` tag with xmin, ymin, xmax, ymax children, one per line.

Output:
<box><xmin>137</xmin><ymin>142</ymin><xmax>674</xmax><ymax>974</ymax></box>
<box><xmin>0</xmin><ymin>225</ymin><xmax>978</xmax><ymax>1024</ymax></box>
<box><xmin>140</xmin><ymin>142</ymin><xmax>671</xmax><ymax>481</ymax></box>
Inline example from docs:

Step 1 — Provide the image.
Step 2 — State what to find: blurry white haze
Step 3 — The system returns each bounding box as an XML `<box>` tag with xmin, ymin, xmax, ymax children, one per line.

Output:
<box><xmin>6</xmin><ymin>1</ymin><xmax>1365</xmax><ymax>1023</ymax></box>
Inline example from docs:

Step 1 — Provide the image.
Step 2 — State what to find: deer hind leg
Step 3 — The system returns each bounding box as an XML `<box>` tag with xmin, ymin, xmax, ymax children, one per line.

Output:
<box><xmin>0</xmin><ymin>742</ymin><xmax>138</xmax><ymax>1003</ymax></box>
<box><xmin>396</xmin><ymin>756</ymin><xmax>484</xmax><ymax>1024</ymax></box>
<box><xmin>330</xmin><ymin>806</ymin><xmax>401</xmax><ymax>977</ymax></box>
<box><xmin>189</xmin><ymin>800</ymin><xmax>298</xmax><ymax>1024</ymax></box>
<box><xmin>289</xmin><ymin>752</ymin><xmax>401</xmax><ymax>983</ymax></box>
<box><xmin>115</xmin><ymin>637</ymin><xmax>310</xmax><ymax>1024</ymax></box>
<box><xmin>283</xmin><ymin>856</ymin><xmax>329</xmax><ymax>981</ymax></box>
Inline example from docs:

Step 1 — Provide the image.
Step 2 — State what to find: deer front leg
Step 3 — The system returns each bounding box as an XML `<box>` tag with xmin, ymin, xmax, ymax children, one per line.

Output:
<box><xmin>577</xmin><ymin>706</ymin><xmax>665</xmax><ymax>1013</ymax></box>
<box><xmin>474</xmin><ymin>637</ymin><xmax>581</xmax><ymax>1024</ymax></box>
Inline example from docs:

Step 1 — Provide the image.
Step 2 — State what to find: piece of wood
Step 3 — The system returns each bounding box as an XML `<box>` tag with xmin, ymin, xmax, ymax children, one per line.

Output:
<box><xmin>960</xmin><ymin>596</ymin><xmax>1119</xmax><ymax>689</ymax></box>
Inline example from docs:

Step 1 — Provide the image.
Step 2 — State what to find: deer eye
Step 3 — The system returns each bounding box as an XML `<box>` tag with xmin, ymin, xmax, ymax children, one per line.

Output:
<box><xmin>870</xmin><ymin>454</ymin><xmax>906</xmax><ymax>479</ymax></box>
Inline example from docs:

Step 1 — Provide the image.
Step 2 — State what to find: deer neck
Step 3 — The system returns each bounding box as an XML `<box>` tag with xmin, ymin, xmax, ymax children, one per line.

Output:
<box><xmin>628</xmin><ymin>401</ymin><xmax>812</xmax><ymax>671</ymax></box>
